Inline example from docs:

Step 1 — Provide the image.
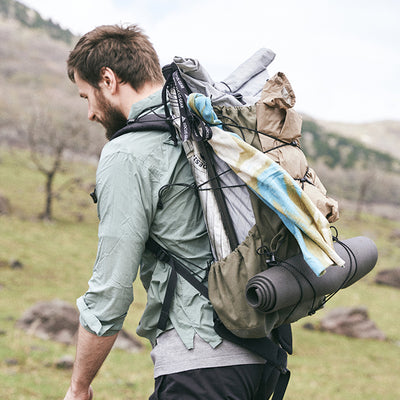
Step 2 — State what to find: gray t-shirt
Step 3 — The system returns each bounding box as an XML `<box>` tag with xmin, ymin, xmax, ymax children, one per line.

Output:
<box><xmin>151</xmin><ymin>329</ymin><xmax>265</xmax><ymax>378</ymax></box>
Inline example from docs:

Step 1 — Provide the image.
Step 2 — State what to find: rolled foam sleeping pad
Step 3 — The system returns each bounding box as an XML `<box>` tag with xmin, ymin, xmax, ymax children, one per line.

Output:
<box><xmin>246</xmin><ymin>236</ymin><xmax>378</xmax><ymax>313</ymax></box>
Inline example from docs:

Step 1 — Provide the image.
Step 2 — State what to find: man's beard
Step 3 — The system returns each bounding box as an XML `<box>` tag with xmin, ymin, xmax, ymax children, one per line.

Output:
<box><xmin>95</xmin><ymin>89</ymin><xmax>127</xmax><ymax>140</ymax></box>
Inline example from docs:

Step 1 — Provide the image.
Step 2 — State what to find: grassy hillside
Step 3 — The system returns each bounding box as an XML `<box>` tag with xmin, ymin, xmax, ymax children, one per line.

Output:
<box><xmin>301</xmin><ymin>120</ymin><xmax>400</xmax><ymax>210</ymax></box>
<box><xmin>0</xmin><ymin>7</ymin><xmax>103</xmax><ymax>156</ymax></box>
<box><xmin>0</xmin><ymin>148</ymin><xmax>400</xmax><ymax>399</ymax></box>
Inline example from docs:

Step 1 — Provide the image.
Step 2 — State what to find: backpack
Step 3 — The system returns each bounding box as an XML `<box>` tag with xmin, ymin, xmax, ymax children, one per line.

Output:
<box><xmin>108</xmin><ymin>59</ymin><xmax>378</xmax><ymax>400</ymax></box>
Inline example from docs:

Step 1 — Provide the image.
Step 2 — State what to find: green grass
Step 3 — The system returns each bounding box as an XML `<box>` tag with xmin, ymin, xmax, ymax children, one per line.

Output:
<box><xmin>286</xmin><ymin>210</ymin><xmax>400</xmax><ymax>400</ymax></box>
<box><xmin>1</xmin><ymin>148</ymin><xmax>400</xmax><ymax>399</ymax></box>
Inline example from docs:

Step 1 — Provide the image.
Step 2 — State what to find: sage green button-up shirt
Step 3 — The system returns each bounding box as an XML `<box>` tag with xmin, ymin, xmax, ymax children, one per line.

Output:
<box><xmin>77</xmin><ymin>90</ymin><xmax>221</xmax><ymax>349</ymax></box>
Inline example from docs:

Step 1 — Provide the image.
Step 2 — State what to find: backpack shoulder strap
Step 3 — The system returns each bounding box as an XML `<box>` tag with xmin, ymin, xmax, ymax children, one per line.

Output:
<box><xmin>146</xmin><ymin>237</ymin><xmax>209</xmax><ymax>330</ymax></box>
<box><xmin>146</xmin><ymin>237</ymin><xmax>209</xmax><ymax>298</ymax></box>
<box><xmin>110</xmin><ymin>113</ymin><xmax>172</xmax><ymax>141</ymax></box>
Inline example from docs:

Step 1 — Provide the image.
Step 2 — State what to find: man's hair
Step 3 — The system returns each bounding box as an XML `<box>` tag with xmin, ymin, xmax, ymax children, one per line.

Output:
<box><xmin>67</xmin><ymin>24</ymin><xmax>164</xmax><ymax>90</ymax></box>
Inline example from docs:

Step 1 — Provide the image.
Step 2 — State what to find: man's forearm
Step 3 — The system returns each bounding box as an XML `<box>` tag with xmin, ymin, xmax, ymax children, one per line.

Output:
<box><xmin>69</xmin><ymin>324</ymin><xmax>118</xmax><ymax>396</ymax></box>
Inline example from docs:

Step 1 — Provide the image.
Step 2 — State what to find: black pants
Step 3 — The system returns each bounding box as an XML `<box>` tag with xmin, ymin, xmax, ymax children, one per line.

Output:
<box><xmin>149</xmin><ymin>363</ymin><xmax>279</xmax><ymax>400</ymax></box>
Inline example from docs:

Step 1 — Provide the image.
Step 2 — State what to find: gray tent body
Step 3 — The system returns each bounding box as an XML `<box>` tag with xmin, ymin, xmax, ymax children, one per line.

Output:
<box><xmin>170</xmin><ymin>50</ymin><xmax>276</xmax><ymax>259</ymax></box>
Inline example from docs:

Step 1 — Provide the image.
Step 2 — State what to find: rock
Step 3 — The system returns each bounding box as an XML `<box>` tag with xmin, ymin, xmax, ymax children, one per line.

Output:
<box><xmin>30</xmin><ymin>345</ymin><xmax>47</xmax><ymax>352</ymax></box>
<box><xmin>114</xmin><ymin>329</ymin><xmax>143</xmax><ymax>352</ymax></box>
<box><xmin>55</xmin><ymin>355</ymin><xmax>74</xmax><ymax>370</ymax></box>
<box><xmin>10</xmin><ymin>259</ymin><xmax>23</xmax><ymax>269</ymax></box>
<box><xmin>319</xmin><ymin>306</ymin><xmax>386</xmax><ymax>340</ymax></box>
<box><xmin>0</xmin><ymin>194</ymin><xmax>11</xmax><ymax>215</ymax></box>
<box><xmin>390</xmin><ymin>229</ymin><xmax>400</xmax><ymax>240</ymax></box>
<box><xmin>17</xmin><ymin>299</ymin><xmax>79</xmax><ymax>344</ymax></box>
<box><xmin>16</xmin><ymin>299</ymin><xmax>143</xmax><ymax>352</ymax></box>
<box><xmin>302</xmin><ymin>322</ymin><xmax>315</xmax><ymax>331</ymax></box>
<box><xmin>0</xmin><ymin>259</ymin><xmax>24</xmax><ymax>270</ymax></box>
<box><xmin>375</xmin><ymin>268</ymin><xmax>400</xmax><ymax>289</ymax></box>
<box><xmin>5</xmin><ymin>358</ymin><xmax>19</xmax><ymax>366</ymax></box>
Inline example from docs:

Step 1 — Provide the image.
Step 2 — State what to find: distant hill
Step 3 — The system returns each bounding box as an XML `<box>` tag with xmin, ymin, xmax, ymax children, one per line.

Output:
<box><xmin>0</xmin><ymin>0</ymin><xmax>103</xmax><ymax>154</ymax></box>
<box><xmin>301</xmin><ymin>119</ymin><xmax>400</xmax><ymax>173</ymax></box>
<box><xmin>0</xmin><ymin>0</ymin><xmax>75</xmax><ymax>44</ymax></box>
<box><xmin>318</xmin><ymin>119</ymin><xmax>400</xmax><ymax>161</ymax></box>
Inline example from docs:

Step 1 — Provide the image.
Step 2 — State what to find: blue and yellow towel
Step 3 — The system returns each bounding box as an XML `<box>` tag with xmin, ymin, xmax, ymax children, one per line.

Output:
<box><xmin>187</xmin><ymin>93</ymin><xmax>345</xmax><ymax>276</ymax></box>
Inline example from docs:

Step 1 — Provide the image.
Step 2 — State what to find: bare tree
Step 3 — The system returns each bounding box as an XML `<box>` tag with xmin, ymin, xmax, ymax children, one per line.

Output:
<box><xmin>355</xmin><ymin>169</ymin><xmax>377</xmax><ymax>220</ymax></box>
<box><xmin>22</xmin><ymin>107</ymin><xmax>97</xmax><ymax>221</ymax></box>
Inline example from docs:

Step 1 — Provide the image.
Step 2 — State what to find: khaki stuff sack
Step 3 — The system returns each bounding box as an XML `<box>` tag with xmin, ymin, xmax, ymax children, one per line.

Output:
<box><xmin>208</xmin><ymin>73</ymin><xmax>340</xmax><ymax>338</ymax></box>
<box><xmin>256</xmin><ymin>72</ymin><xmax>339</xmax><ymax>223</ymax></box>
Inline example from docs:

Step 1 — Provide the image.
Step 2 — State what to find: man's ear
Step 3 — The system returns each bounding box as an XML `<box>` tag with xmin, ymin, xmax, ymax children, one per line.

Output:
<box><xmin>99</xmin><ymin>67</ymin><xmax>118</xmax><ymax>94</ymax></box>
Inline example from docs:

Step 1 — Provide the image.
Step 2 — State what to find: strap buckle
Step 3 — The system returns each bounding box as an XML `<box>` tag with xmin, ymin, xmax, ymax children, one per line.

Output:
<box><xmin>266</xmin><ymin>252</ymin><xmax>278</xmax><ymax>267</ymax></box>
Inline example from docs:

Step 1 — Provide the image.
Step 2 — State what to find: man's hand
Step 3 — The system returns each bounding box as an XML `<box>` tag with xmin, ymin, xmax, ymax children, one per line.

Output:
<box><xmin>64</xmin><ymin>385</ymin><xmax>93</xmax><ymax>400</ymax></box>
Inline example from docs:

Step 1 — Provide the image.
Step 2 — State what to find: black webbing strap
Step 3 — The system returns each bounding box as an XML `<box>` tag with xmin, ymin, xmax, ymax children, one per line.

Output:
<box><xmin>213</xmin><ymin>317</ymin><xmax>289</xmax><ymax>368</ymax></box>
<box><xmin>146</xmin><ymin>237</ymin><xmax>209</xmax><ymax>330</ymax></box>
<box><xmin>110</xmin><ymin>114</ymin><xmax>171</xmax><ymax>141</ymax></box>
<box><xmin>273</xmin><ymin>323</ymin><xmax>293</xmax><ymax>355</ymax></box>
<box><xmin>158</xmin><ymin>267</ymin><xmax>177</xmax><ymax>331</ymax></box>
<box><xmin>272</xmin><ymin>370</ymin><xmax>291</xmax><ymax>400</ymax></box>
<box><xmin>213</xmin><ymin>317</ymin><xmax>290</xmax><ymax>400</ymax></box>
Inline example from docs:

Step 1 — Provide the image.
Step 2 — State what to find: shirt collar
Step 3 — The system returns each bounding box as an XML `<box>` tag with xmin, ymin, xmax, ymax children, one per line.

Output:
<box><xmin>128</xmin><ymin>89</ymin><xmax>163</xmax><ymax>120</ymax></box>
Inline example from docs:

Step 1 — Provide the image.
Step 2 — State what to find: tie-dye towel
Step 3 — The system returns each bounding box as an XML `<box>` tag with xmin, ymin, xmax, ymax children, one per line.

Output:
<box><xmin>188</xmin><ymin>93</ymin><xmax>345</xmax><ymax>276</ymax></box>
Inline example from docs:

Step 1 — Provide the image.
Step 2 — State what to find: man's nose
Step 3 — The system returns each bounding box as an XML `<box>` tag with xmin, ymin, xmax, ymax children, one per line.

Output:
<box><xmin>88</xmin><ymin>107</ymin><xmax>96</xmax><ymax>121</ymax></box>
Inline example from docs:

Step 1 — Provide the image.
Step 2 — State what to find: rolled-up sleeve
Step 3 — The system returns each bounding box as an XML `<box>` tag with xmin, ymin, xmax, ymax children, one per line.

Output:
<box><xmin>78</xmin><ymin>148</ymin><xmax>158</xmax><ymax>336</ymax></box>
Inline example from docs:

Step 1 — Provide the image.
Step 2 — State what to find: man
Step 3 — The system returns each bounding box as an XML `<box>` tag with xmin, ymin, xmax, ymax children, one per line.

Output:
<box><xmin>64</xmin><ymin>24</ymin><xmax>273</xmax><ymax>400</ymax></box>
